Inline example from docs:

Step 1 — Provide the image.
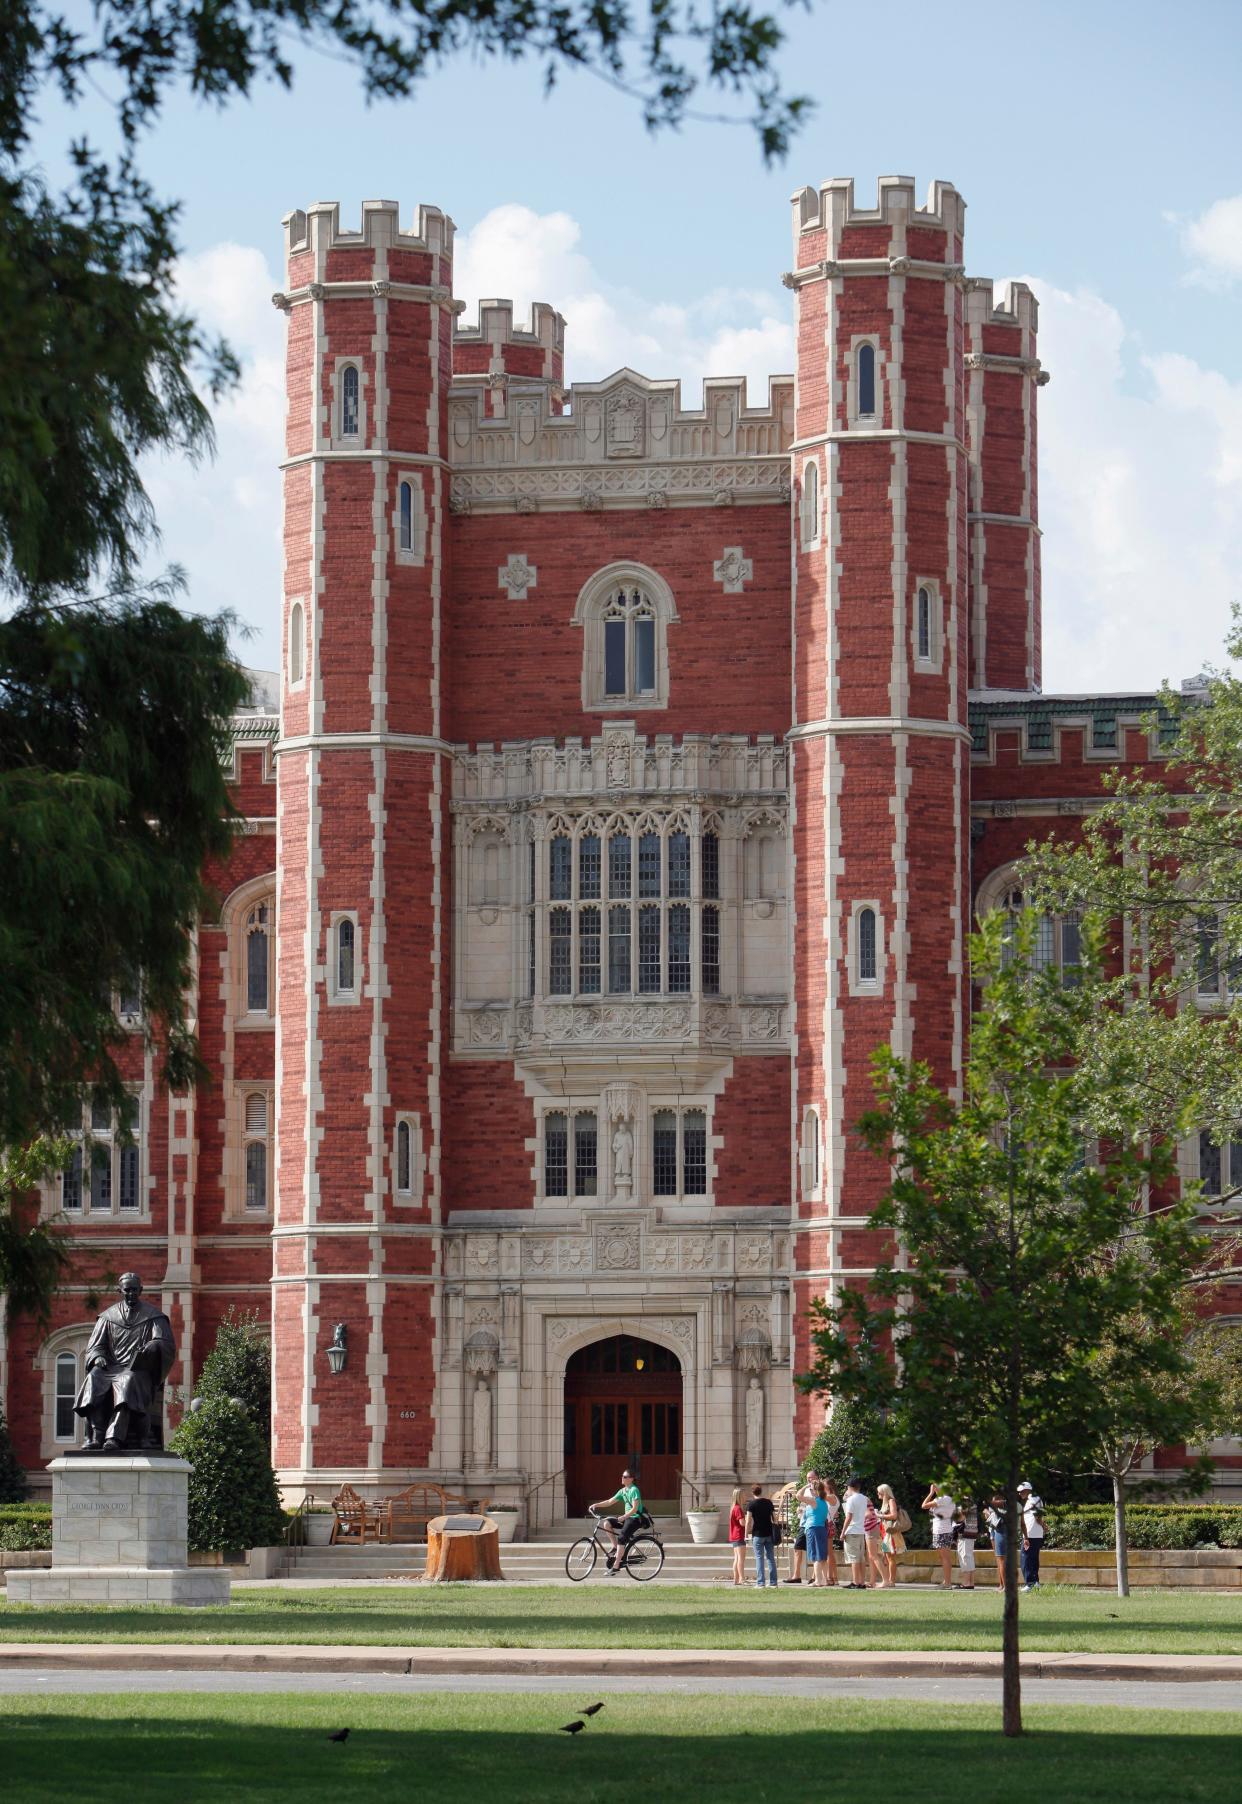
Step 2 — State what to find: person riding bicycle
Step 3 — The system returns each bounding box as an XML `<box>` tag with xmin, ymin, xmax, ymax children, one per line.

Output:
<box><xmin>592</xmin><ymin>1468</ymin><xmax>646</xmax><ymax>1574</ymax></box>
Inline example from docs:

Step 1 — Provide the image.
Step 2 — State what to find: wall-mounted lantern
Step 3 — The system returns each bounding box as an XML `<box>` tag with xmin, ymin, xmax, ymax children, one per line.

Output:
<box><xmin>326</xmin><ymin>1322</ymin><xmax>348</xmax><ymax>1375</ymax></box>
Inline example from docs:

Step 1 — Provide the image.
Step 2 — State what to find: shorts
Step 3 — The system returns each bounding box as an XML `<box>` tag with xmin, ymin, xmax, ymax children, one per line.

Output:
<box><xmin>794</xmin><ymin>1531</ymin><xmax>807</xmax><ymax>1552</ymax></box>
<box><xmin>842</xmin><ymin>1532</ymin><xmax>865</xmax><ymax>1564</ymax></box>
<box><xmin>932</xmin><ymin>1529</ymin><xmax>955</xmax><ymax>1550</ymax></box>
<box><xmin>805</xmin><ymin>1524</ymin><xmax>828</xmax><ymax>1563</ymax></box>
<box><xmin>957</xmin><ymin>1538</ymin><xmax>976</xmax><ymax>1571</ymax></box>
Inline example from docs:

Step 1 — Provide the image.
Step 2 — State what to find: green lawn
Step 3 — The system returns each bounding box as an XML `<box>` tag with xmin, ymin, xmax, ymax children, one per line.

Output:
<box><xmin>3</xmin><ymin>1583</ymin><xmax>1242</xmax><ymax>1652</ymax></box>
<box><xmin>2</xmin><ymin>1692</ymin><xmax>1240</xmax><ymax>1802</ymax></box>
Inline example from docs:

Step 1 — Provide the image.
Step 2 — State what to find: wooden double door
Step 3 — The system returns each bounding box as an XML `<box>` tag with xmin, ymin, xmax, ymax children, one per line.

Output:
<box><xmin>563</xmin><ymin>1335</ymin><xmax>683</xmax><ymax>1516</ymax></box>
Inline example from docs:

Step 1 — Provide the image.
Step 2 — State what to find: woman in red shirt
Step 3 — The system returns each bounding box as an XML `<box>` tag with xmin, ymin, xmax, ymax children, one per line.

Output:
<box><xmin>729</xmin><ymin>1488</ymin><xmax>746</xmax><ymax>1586</ymax></box>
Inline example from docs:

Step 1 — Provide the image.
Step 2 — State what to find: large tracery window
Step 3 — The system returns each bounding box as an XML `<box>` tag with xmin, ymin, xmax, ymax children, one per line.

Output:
<box><xmin>978</xmin><ymin>872</ymin><xmax>1082</xmax><ymax>989</ymax></box>
<box><xmin>58</xmin><ymin>1096</ymin><xmax>143</xmax><ymax>1217</ymax></box>
<box><xmin>541</xmin><ymin>815</ymin><xmax>722</xmax><ymax>1001</ymax></box>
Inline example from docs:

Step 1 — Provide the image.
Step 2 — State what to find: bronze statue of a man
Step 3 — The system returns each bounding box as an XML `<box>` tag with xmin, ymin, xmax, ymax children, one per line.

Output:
<box><xmin>74</xmin><ymin>1273</ymin><xmax>176</xmax><ymax>1452</ymax></box>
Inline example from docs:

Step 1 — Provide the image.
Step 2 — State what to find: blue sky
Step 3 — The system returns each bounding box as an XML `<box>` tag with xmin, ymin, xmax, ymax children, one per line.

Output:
<box><xmin>32</xmin><ymin>0</ymin><xmax>1242</xmax><ymax>690</ymax></box>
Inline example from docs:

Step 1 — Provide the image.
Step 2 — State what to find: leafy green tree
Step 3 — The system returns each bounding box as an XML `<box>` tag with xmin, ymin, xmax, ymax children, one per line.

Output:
<box><xmin>799</xmin><ymin>915</ymin><xmax>1211</xmax><ymax>1737</ymax></box>
<box><xmin>0</xmin><ymin>1403</ymin><xmax>28</xmax><ymax>1502</ymax></box>
<box><xmin>170</xmin><ymin>1396</ymin><xmax>285</xmax><ymax>1554</ymax></box>
<box><xmin>0</xmin><ymin>1141</ymin><xmax>72</xmax><ymax>1324</ymax></box>
<box><xmin>194</xmin><ymin>1310</ymin><xmax>271</xmax><ymax>1424</ymax></box>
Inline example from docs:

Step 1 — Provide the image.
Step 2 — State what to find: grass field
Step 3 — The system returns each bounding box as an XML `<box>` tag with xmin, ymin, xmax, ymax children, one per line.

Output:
<box><xmin>3</xmin><ymin>1582</ymin><xmax>1242</xmax><ymax>1651</ymax></box>
<box><xmin>2</xmin><ymin>1691</ymin><xmax>1240</xmax><ymax>1802</ymax></box>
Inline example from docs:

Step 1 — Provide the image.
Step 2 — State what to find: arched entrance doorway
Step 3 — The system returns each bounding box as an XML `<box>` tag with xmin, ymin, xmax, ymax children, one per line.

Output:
<box><xmin>563</xmin><ymin>1334</ymin><xmax>683</xmax><ymax>1516</ymax></box>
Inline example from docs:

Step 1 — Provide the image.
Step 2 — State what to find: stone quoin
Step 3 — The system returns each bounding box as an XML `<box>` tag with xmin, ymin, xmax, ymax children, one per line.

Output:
<box><xmin>5</xmin><ymin>176</ymin><xmax>1239</xmax><ymax>1508</ymax></box>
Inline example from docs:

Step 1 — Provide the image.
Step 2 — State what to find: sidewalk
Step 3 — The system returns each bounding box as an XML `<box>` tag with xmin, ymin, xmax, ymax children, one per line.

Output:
<box><xmin>3</xmin><ymin>1643</ymin><xmax>1241</xmax><ymax>1683</ymax></box>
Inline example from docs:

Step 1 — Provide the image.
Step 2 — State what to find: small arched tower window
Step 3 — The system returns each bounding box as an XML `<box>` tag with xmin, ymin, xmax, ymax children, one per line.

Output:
<box><xmin>243</xmin><ymin>1092</ymin><xmax>268</xmax><ymax>1213</ymax></box>
<box><xmin>245</xmin><ymin>903</ymin><xmax>270</xmax><ymax>1014</ymax></box>
<box><xmin>337</xmin><ymin>917</ymin><xmax>356</xmax><ymax>995</ymax></box>
<box><xmin>916</xmin><ymin>587</ymin><xmax>932</xmax><ymax>663</ymax></box>
<box><xmin>857</xmin><ymin>344</ymin><xmax>877</xmax><ymax>419</ymax></box>
<box><xmin>800</xmin><ymin>460</ymin><xmax>819</xmax><ymax>549</ymax></box>
<box><xmin>341</xmin><ymin>365</ymin><xmax>360</xmax><ymax>437</ymax></box>
<box><xmin>396</xmin><ymin>1119</ymin><xmax>412</xmax><ymax>1194</ymax></box>
<box><xmin>857</xmin><ymin>906</ymin><xmax>878</xmax><ymax>983</ymax></box>
<box><xmin>289</xmin><ymin>601</ymin><xmax>305</xmax><ymax>686</ymax></box>
<box><xmin>801</xmin><ymin>1107</ymin><xmax>820</xmax><ymax>1198</ymax></box>
<box><xmin>398</xmin><ymin>480</ymin><xmax>414</xmax><ymax>553</ymax></box>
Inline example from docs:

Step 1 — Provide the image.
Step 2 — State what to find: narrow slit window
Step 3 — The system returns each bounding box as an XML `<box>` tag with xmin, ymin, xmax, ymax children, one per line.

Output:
<box><xmin>246</xmin><ymin>905</ymin><xmax>270</xmax><ymax>1013</ymax></box>
<box><xmin>800</xmin><ymin>460</ymin><xmax>819</xmax><ymax>547</ymax></box>
<box><xmin>341</xmin><ymin>365</ymin><xmax>360</xmax><ymax>436</ymax></box>
<box><xmin>857</xmin><ymin>907</ymin><xmax>878</xmax><ymax>983</ymax></box>
<box><xmin>289</xmin><ymin>602</ymin><xmax>305</xmax><ymax>685</ymax></box>
<box><xmin>668</xmin><ymin>903</ymin><xmax>691</xmax><ymax>994</ymax></box>
<box><xmin>574</xmin><ymin>1112</ymin><xmax>597</xmax><ymax>1198</ymax></box>
<box><xmin>702</xmin><ymin>905</ymin><xmax>720</xmax><ymax>995</ymax></box>
<box><xmin>55</xmin><ymin>1353</ymin><xmax>78</xmax><ymax>1440</ymax></box>
<box><xmin>398</xmin><ymin>481</ymin><xmax>414</xmax><ymax>553</ymax></box>
<box><xmin>337</xmin><ymin>917</ymin><xmax>356</xmax><ymax>994</ymax></box>
<box><xmin>683</xmin><ymin>1109</ymin><xmax>707</xmax><ymax>1196</ymax></box>
<box><xmin>549</xmin><ymin>908</ymin><xmax>572</xmax><ymax>995</ymax></box>
<box><xmin>857</xmin><ymin>344</ymin><xmax>877</xmax><ymax>418</ymax></box>
<box><xmin>653</xmin><ymin>1109</ymin><xmax>678</xmax><ymax>1197</ymax></box>
<box><xmin>638</xmin><ymin>905</ymin><xmax>661</xmax><ymax>994</ymax></box>
<box><xmin>608</xmin><ymin>905</ymin><xmax>631</xmax><ymax>994</ymax></box>
<box><xmin>916</xmin><ymin>587</ymin><xmax>932</xmax><ymax>662</ymax></box>
<box><xmin>545</xmin><ymin>1113</ymin><xmax>569</xmax><ymax>1198</ymax></box>
<box><xmin>579</xmin><ymin>906</ymin><xmax>601</xmax><ymax>994</ymax></box>
<box><xmin>396</xmin><ymin>1120</ymin><xmax>412</xmax><ymax>1194</ymax></box>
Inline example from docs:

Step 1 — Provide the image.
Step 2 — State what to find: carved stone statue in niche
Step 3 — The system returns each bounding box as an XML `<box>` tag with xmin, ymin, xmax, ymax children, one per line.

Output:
<box><xmin>611</xmin><ymin>1117</ymin><xmax>634</xmax><ymax>1199</ymax></box>
<box><xmin>472</xmin><ymin>1379</ymin><xmax>492</xmax><ymax>1468</ymax></box>
<box><xmin>744</xmin><ymin>1376</ymin><xmax>765</xmax><ymax>1468</ymax></box>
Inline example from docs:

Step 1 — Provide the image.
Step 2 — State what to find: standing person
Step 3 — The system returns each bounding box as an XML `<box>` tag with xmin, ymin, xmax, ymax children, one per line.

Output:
<box><xmin>877</xmin><ymin>1483</ymin><xmax>907</xmax><ymax>1589</ymax></box>
<box><xmin>728</xmin><ymin>1487</ymin><xmax>746</xmax><ymax>1587</ymax></box>
<box><xmin>745</xmin><ymin>1483</ymin><xmax>779</xmax><ymax>1588</ymax></box>
<box><xmin>956</xmin><ymin>1497</ymin><xmax>979</xmax><ymax>1591</ymax></box>
<box><xmin>591</xmin><ymin>1468</ymin><xmax>645</xmax><ymax>1574</ymax></box>
<box><xmin>840</xmin><ymin>1478</ymin><xmax>869</xmax><ymax>1589</ymax></box>
<box><xmin>823</xmin><ymin>1477</ymin><xmax>841</xmax><ymax>1586</ymax></box>
<box><xmin>863</xmin><ymin>1492</ymin><xmax>886</xmax><ymax>1588</ymax></box>
<box><xmin>788</xmin><ymin>1468</ymin><xmax>821</xmax><ymax>1584</ymax></box>
<box><xmin>922</xmin><ymin>1481</ymin><xmax>957</xmax><ymax>1589</ymax></box>
<box><xmin>803</xmin><ymin>1482</ymin><xmax>831</xmax><ymax>1587</ymax></box>
<box><xmin>1018</xmin><ymin>1481</ymin><xmax>1045</xmax><ymax>1591</ymax></box>
<box><xmin>983</xmin><ymin>1492</ymin><xmax>1008</xmax><ymax>1591</ymax></box>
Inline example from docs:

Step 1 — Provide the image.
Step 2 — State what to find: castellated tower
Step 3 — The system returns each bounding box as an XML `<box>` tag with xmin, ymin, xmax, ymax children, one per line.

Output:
<box><xmin>786</xmin><ymin>177</ymin><xmax>972</xmax><ymax>1445</ymax></box>
<box><xmin>273</xmin><ymin>200</ymin><xmax>454</xmax><ymax>1483</ymax></box>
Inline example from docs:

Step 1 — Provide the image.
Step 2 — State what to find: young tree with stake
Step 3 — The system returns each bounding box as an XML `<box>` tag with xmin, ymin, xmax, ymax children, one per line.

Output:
<box><xmin>799</xmin><ymin>913</ymin><xmax>1210</xmax><ymax>1736</ymax></box>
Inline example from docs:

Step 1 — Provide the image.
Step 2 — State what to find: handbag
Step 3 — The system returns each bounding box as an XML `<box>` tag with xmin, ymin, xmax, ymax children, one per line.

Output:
<box><xmin>896</xmin><ymin>1506</ymin><xmax>912</xmax><ymax>1535</ymax></box>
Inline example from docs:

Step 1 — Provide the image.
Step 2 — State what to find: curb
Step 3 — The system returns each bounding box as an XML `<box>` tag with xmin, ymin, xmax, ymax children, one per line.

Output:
<box><xmin>2</xmin><ymin>1645</ymin><xmax>1241</xmax><ymax>1683</ymax></box>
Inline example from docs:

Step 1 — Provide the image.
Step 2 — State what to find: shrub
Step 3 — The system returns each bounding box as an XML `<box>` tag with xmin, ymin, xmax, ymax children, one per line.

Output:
<box><xmin>1043</xmin><ymin>1504</ymin><xmax>1242</xmax><ymax>1551</ymax></box>
<box><xmin>169</xmin><ymin>1397</ymin><xmax>285</xmax><ymax>1554</ymax></box>
<box><xmin>194</xmin><ymin>1310</ymin><xmax>271</xmax><ymax>1423</ymax></box>
<box><xmin>0</xmin><ymin>1518</ymin><xmax>51</xmax><ymax>1551</ymax></box>
<box><xmin>799</xmin><ymin>1402</ymin><xmax>930</xmax><ymax>1547</ymax></box>
<box><xmin>0</xmin><ymin>1405</ymin><xmax>27</xmax><ymax>1502</ymax></box>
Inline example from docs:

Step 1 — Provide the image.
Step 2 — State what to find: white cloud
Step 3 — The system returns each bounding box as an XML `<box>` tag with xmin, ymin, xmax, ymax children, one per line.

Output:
<box><xmin>141</xmin><ymin>242</ymin><xmax>286</xmax><ymax>669</ymax></box>
<box><xmin>1028</xmin><ymin>275</ymin><xmax>1242</xmax><ymax>692</ymax></box>
<box><xmin>453</xmin><ymin>204</ymin><xmax>793</xmax><ymax>405</ymax></box>
<box><xmin>1180</xmin><ymin>195</ymin><xmax>1242</xmax><ymax>287</ymax></box>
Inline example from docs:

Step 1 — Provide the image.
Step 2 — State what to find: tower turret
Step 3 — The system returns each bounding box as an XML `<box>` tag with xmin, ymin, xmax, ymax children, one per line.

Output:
<box><xmin>272</xmin><ymin>198</ymin><xmax>454</xmax><ymax>1489</ymax></box>
<box><xmin>785</xmin><ymin>176</ymin><xmax>970</xmax><ymax>1443</ymax></box>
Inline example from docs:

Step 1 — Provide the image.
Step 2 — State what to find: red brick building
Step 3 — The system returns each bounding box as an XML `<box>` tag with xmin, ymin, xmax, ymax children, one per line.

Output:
<box><xmin>6</xmin><ymin>176</ymin><xmax>1238</xmax><ymax>1506</ymax></box>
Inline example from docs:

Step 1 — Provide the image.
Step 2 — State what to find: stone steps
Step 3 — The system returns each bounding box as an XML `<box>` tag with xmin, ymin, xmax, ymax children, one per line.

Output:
<box><xmin>281</xmin><ymin>1536</ymin><xmax>734</xmax><ymax>1582</ymax></box>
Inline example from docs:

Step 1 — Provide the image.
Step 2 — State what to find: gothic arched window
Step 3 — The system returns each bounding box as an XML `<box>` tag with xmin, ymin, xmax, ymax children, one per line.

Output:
<box><xmin>340</xmin><ymin>365</ymin><xmax>360</xmax><ymax>437</ymax></box>
<box><xmin>857</xmin><ymin>343</ymin><xmax>877</xmax><ymax>418</ymax></box>
<box><xmin>399</xmin><ymin>480</ymin><xmax>414</xmax><ymax>553</ymax></box>
<box><xmin>573</xmin><ymin>562</ymin><xmax>678</xmax><ymax>712</ymax></box>
<box><xmin>289</xmin><ymin>601</ymin><xmax>305</xmax><ymax>686</ymax></box>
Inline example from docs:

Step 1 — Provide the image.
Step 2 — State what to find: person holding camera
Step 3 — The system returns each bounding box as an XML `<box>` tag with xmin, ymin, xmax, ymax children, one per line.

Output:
<box><xmin>922</xmin><ymin>1481</ymin><xmax>957</xmax><ymax>1589</ymax></box>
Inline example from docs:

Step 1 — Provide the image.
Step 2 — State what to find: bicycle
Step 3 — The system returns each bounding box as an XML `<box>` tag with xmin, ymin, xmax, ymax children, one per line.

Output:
<box><xmin>565</xmin><ymin>1506</ymin><xmax>666</xmax><ymax>1582</ymax></box>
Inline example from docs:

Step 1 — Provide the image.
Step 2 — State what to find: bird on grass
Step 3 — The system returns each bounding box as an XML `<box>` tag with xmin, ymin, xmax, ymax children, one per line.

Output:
<box><xmin>559</xmin><ymin>1721</ymin><xmax>586</xmax><ymax>1735</ymax></box>
<box><xmin>327</xmin><ymin>1728</ymin><xmax>351</xmax><ymax>1743</ymax></box>
<box><xmin>582</xmin><ymin>1703</ymin><xmax>605</xmax><ymax>1718</ymax></box>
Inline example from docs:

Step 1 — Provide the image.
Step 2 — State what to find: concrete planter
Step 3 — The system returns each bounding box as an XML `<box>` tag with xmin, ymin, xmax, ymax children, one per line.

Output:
<box><xmin>687</xmin><ymin>1510</ymin><xmax>720</xmax><ymax>1545</ymax></box>
<box><xmin>898</xmin><ymin>1547</ymin><xmax>1242</xmax><ymax>1588</ymax></box>
<box><xmin>488</xmin><ymin>1512</ymin><xmax>519</xmax><ymax>1544</ymax></box>
<box><xmin>304</xmin><ymin>1514</ymin><xmax>335</xmax><ymax>1547</ymax></box>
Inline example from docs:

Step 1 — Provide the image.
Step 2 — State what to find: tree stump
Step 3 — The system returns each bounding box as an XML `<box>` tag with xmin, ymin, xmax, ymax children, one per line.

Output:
<box><xmin>422</xmin><ymin>1513</ymin><xmax>504</xmax><ymax>1582</ymax></box>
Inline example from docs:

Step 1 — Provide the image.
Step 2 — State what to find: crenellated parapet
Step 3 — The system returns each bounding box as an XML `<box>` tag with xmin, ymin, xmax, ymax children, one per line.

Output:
<box><xmin>282</xmin><ymin>198</ymin><xmax>455</xmax><ymax>264</ymax></box>
<box><xmin>789</xmin><ymin>173</ymin><xmax>966</xmax><ymax>272</ymax></box>
<box><xmin>448</xmin><ymin>366</ymin><xmax>793</xmax><ymax>512</ymax></box>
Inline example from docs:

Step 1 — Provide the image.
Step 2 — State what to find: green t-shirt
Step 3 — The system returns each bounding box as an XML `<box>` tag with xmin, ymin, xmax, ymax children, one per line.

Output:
<box><xmin>611</xmin><ymin>1484</ymin><xmax>642</xmax><ymax>1515</ymax></box>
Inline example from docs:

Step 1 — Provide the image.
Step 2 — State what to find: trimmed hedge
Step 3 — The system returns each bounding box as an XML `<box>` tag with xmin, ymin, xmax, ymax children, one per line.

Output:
<box><xmin>0</xmin><ymin>1503</ymin><xmax>52</xmax><ymax>1522</ymax></box>
<box><xmin>1045</xmin><ymin>1505</ymin><xmax>1242</xmax><ymax>1551</ymax></box>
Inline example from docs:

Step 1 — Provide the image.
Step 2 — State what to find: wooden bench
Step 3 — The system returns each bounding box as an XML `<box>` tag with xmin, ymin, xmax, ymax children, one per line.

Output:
<box><xmin>384</xmin><ymin>1483</ymin><xmax>492</xmax><ymax>1544</ymax></box>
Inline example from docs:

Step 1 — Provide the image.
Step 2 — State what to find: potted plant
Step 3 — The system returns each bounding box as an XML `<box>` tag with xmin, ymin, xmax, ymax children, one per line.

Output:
<box><xmin>487</xmin><ymin>1504</ymin><xmax>520</xmax><ymax>1544</ymax></box>
<box><xmin>686</xmin><ymin>1502</ymin><xmax>720</xmax><ymax>1545</ymax></box>
<box><xmin>304</xmin><ymin>1506</ymin><xmax>335</xmax><ymax>1546</ymax></box>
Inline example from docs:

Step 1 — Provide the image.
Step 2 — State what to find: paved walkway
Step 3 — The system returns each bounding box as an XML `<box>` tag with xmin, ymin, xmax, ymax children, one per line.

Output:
<box><xmin>1</xmin><ymin>1668</ymin><xmax>1241</xmax><ymax>1712</ymax></box>
<box><xmin>4</xmin><ymin>1643</ymin><xmax>1242</xmax><ymax>1682</ymax></box>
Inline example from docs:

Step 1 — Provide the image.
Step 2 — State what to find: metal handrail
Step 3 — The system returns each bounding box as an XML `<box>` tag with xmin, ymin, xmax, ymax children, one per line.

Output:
<box><xmin>521</xmin><ymin>1468</ymin><xmax>565</xmax><ymax>1538</ymax></box>
<box><xmin>284</xmin><ymin>1490</ymin><xmax>315</xmax><ymax>1557</ymax></box>
<box><xmin>677</xmin><ymin>1470</ymin><xmax>704</xmax><ymax>1512</ymax></box>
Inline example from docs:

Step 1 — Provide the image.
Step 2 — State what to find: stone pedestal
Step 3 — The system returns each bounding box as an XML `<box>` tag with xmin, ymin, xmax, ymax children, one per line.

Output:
<box><xmin>5</xmin><ymin>1456</ymin><xmax>230</xmax><ymax>1607</ymax></box>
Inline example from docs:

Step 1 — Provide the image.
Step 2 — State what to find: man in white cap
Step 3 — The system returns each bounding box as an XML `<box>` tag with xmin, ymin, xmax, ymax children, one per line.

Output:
<box><xmin>1017</xmin><ymin>1481</ymin><xmax>1045</xmax><ymax>1590</ymax></box>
